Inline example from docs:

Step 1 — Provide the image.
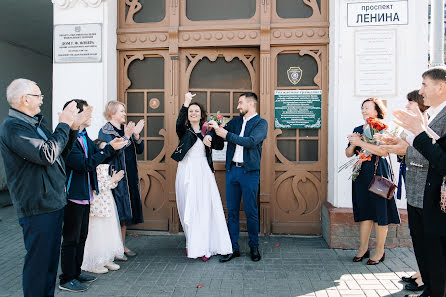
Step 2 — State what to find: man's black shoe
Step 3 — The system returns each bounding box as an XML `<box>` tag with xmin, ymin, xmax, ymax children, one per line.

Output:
<box><xmin>405</xmin><ymin>283</ymin><xmax>425</xmax><ymax>292</ymax></box>
<box><xmin>250</xmin><ymin>247</ymin><xmax>261</xmax><ymax>262</ymax></box>
<box><xmin>219</xmin><ymin>250</ymin><xmax>240</xmax><ymax>262</ymax></box>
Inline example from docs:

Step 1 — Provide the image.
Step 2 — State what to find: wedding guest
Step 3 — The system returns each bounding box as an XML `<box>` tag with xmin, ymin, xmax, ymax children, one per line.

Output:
<box><xmin>171</xmin><ymin>92</ymin><xmax>232</xmax><ymax>261</ymax></box>
<box><xmin>81</xmin><ymin>139</ymin><xmax>125</xmax><ymax>274</ymax></box>
<box><xmin>381</xmin><ymin>66</ymin><xmax>446</xmax><ymax>297</ymax></box>
<box><xmin>399</xmin><ymin>90</ymin><xmax>439</xmax><ymax>293</ymax></box>
<box><xmin>59</xmin><ymin>99</ymin><xmax>126</xmax><ymax>292</ymax></box>
<box><xmin>99</xmin><ymin>101</ymin><xmax>145</xmax><ymax>258</ymax></box>
<box><xmin>0</xmin><ymin>79</ymin><xmax>83</xmax><ymax>297</ymax></box>
<box><xmin>211</xmin><ymin>92</ymin><xmax>268</xmax><ymax>262</ymax></box>
<box><xmin>345</xmin><ymin>98</ymin><xmax>400</xmax><ymax>265</ymax></box>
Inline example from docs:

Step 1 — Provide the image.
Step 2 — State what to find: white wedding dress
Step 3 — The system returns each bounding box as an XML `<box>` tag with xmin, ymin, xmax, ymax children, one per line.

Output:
<box><xmin>175</xmin><ymin>138</ymin><xmax>233</xmax><ymax>258</ymax></box>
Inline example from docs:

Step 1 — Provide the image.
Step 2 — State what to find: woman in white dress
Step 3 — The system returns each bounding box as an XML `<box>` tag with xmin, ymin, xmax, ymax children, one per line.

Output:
<box><xmin>171</xmin><ymin>92</ymin><xmax>233</xmax><ymax>261</ymax></box>
<box><xmin>81</xmin><ymin>140</ymin><xmax>125</xmax><ymax>273</ymax></box>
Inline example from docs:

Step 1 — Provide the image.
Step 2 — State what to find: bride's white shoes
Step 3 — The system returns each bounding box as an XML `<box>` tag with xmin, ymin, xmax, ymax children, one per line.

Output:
<box><xmin>105</xmin><ymin>261</ymin><xmax>120</xmax><ymax>271</ymax></box>
<box><xmin>88</xmin><ymin>266</ymin><xmax>109</xmax><ymax>274</ymax></box>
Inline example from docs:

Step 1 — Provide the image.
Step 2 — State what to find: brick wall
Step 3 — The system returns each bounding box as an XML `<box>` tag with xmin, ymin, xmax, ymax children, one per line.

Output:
<box><xmin>322</xmin><ymin>201</ymin><xmax>411</xmax><ymax>249</ymax></box>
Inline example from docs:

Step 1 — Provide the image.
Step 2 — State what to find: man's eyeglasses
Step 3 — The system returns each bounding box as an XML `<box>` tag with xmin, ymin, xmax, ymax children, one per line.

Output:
<box><xmin>26</xmin><ymin>94</ymin><xmax>44</xmax><ymax>100</ymax></box>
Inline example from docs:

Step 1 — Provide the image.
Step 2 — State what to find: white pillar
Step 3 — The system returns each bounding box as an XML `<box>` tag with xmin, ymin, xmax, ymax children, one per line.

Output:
<box><xmin>430</xmin><ymin>0</ymin><xmax>445</xmax><ymax>66</ymax></box>
<box><xmin>52</xmin><ymin>0</ymin><xmax>117</xmax><ymax>138</ymax></box>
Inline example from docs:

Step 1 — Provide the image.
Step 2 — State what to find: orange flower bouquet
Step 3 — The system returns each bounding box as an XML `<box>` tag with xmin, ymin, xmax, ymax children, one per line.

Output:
<box><xmin>338</xmin><ymin>117</ymin><xmax>388</xmax><ymax>181</ymax></box>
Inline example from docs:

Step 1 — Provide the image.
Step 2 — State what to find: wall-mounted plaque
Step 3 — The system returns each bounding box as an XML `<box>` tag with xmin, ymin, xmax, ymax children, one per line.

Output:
<box><xmin>355</xmin><ymin>30</ymin><xmax>396</xmax><ymax>96</ymax></box>
<box><xmin>54</xmin><ymin>23</ymin><xmax>102</xmax><ymax>63</ymax></box>
<box><xmin>274</xmin><ymin>90</ymin><xmax>322</xmax><ymax>129</ymax></box>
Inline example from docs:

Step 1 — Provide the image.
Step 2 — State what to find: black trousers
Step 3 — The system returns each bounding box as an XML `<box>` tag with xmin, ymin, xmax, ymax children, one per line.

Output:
<box><xmin>59</xmin><ymin>201</ymin><xmax>90</xmax><ymax>284</ymax></box>
<box><xmin>19</xmin><ymin>208</ymin><xmax>64</xmax><ymax>297</ymax></box>
<box><xmin>424</xmin><ymin>234</ymin><xmax>446</xmax><ymax>297</ymax></box>
<box><xmin>407</xmin><ymin>205</ymin><xmax>430</xmax><ymax>294</ymax></box>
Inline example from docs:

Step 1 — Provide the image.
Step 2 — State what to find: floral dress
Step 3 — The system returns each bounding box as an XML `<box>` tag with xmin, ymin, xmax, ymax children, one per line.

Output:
<box><xmin>81</xmin><ymin>164</ymin><xmax>124</xmax><ymax>271</ymax></box>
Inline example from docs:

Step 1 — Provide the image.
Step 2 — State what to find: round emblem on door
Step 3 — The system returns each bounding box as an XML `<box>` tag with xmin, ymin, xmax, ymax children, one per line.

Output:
<box><xmin>149</xmin><ymin>98</ymin><xmax>160</xmax><ymax>109</ymax></box>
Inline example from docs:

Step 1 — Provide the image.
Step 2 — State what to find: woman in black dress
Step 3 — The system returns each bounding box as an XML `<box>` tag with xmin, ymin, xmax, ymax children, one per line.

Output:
<box><xmin>99</xmin><ymin>101</ymin><xmax>144</xmax><ymax>258</ymax></box>
<box><xmin>345</xmin><ymin>98</ymin><xmax>400</xmax><ymax>265</ymax></box>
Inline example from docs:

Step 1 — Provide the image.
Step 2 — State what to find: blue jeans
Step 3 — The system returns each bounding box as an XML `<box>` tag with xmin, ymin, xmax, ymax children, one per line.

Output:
<box><xmin>19</xmin><ymin>208</ymin><xmax>64</xmax><ymax>297</ymax></box>
<box><xmin>226</xmin><ymin>166</ymin><xmax>260</xmax><ymax>251</ymax></box>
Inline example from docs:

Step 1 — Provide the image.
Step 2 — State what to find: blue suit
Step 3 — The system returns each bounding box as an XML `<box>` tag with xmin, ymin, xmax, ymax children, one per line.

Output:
<box><xmin>224</xmin><ymin>114</ymin><xmax>268</xmax><ymax>250</ymax></box>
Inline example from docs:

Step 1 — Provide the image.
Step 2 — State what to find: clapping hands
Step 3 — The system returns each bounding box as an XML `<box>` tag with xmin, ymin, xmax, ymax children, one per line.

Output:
<box><xmin>392</xmin><ymin>108</ymin><xmax>427</xmax><ymax>136</ymax></box>
<box><xmin>109</xmin><ymin>137</ymin><xmax>127</xmax><ymax>150</ymax></box>
<box><xmin>124</xmin><ymin>121</ymin><xmax>136</xmax><ymax>139</ymax></box>
<box><xmin>72</xmin><ymin>105</ymin><xmax>93</xmax><ymax>130</ymax></box>
<box><xmin>58</xmin><ymin>101</ymin><xmax>79</xmax><ymax>127</ymax></box>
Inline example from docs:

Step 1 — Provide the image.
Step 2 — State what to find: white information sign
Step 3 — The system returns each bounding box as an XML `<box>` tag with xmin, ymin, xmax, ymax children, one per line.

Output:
<box><xmin>347</xmin><ymin>0</ymin><xmax>408</xmax><ymax>27</ymax></box>
<box><xmin>212</xmin><ymin>142</ymin><xmax>227</xmax><ymax>162</ymax></box>
<box><xmin>355</xmin><ymin>30</ymin><xmax>396</xmax><ymax>96</ymax></box>
<box><xmin>54</xmin><ymin>23</ymin><xmax>102</xmax><ymax>63</ymax></box>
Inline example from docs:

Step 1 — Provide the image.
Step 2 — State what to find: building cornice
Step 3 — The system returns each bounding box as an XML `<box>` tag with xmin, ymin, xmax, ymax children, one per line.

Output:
<box><xmin>52</xmin><ymin>0</ymin><xmax>103</xmax><ymax>9</ymax></box>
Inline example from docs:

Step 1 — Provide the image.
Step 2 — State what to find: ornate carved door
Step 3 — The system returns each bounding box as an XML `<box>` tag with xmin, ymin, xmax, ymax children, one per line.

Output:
<box><xmin>118</xmin><ymin>50</ymin><xmax>173</xmax><ymax>231</ymax></box>
<box><xmin>178</xmin><ymin>48</ymin><xmax>260</xmax><ymax>231</ymax></box>
<box><xmin>270</xmin><ymin>46</ymin><xmax>328</xmax><ymax>234</ymax></box>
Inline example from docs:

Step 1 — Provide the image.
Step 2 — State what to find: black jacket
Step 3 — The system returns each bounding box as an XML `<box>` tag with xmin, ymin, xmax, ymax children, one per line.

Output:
<box><xmin>171</xmin><ymin>105</ymin><xmax>224</xmax><ymax>172</ymax></box>
<box><xmin>413</xmin><ymin>131</ymin><xmax>446</xmax><ymax>236</ymax></box>
<box><xmin>0</xmin><ymin>109</ymin><xmax>77</xmax><ymax>218</ymax></box>
<box><xmin>64</xmin><ymin>131</ymin><xmax>116</xmax><ymax>201</ymax></box>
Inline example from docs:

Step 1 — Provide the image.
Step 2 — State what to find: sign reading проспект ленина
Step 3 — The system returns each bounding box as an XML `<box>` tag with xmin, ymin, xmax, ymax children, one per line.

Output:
<box><xmin>274</xmin><ymin>90</ymin><xmax>322</xmax><ymax>129</ymax></box>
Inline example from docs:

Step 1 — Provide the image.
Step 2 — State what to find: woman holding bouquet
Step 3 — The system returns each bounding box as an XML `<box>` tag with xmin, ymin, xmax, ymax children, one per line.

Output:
<box><xmin>171</xmin><ymin>92</ymin><xmax>232</xmax><ymax>261</ymax></box>
<box><xmin>345</xmin><ymin>98</ymin><xmax>400</xmax><ymax>265</ymax></box>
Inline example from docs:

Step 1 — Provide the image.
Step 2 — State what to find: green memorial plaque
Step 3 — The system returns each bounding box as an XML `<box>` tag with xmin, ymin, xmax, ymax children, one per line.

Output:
<box><xmin>274</xmin><ymin>90</ymin><xmax>322</xmax><ymax>129</ymax></box>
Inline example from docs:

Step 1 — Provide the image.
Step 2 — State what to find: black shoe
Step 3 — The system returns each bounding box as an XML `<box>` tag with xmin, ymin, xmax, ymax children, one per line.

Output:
<box><xmin>405</xmin><ymin>283</ymin><xmax>425</xmax><ymax>292</ymax></box>
<box><xmin>250</xmin><ymin>247</ymin><xmax>261</xmax><ymax>262</ymax></box>
<box><xmin>402</xmin><ymin>276</ymin><xmax>417</xmax><ymax>284</ymax></box>
<box><xmin>76</xmin><ymin>273</ymin><xmax>97</xmax><ymax>283</ymax></box>
<box><xmin>219</xmin><ymin>250</ymin><xmax>240</xmax><ymax>263</ymax></box>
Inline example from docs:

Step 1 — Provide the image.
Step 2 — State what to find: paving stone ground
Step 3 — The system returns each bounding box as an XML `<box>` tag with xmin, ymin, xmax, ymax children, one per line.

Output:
<box><xmin>0</xmin><ymin>205</ymin><xmax>418</xmax><ymax>297</ymax></box>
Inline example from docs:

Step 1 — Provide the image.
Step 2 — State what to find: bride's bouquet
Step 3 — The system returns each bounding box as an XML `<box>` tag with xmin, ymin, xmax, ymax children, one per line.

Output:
<box><xmin>338</xmin><ymin>117</ymin><xmax>388</xmax><ymax>181</ymax></box>
<box><xmin>201</xmin><ymin>111</ymin><xmax>230</xmax><ymax>135</ymax></box>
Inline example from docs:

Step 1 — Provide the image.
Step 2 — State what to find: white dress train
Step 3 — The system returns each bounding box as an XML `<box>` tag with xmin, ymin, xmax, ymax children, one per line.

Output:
<box><xmin>81</xmin><ymin>164</ymin><xmax>124</xmax><ymax>271</ymax></box>
<box><xmin>175</xmin><ymin>138</ymin><xmax>233</xmax><ymax>258</ymax></box>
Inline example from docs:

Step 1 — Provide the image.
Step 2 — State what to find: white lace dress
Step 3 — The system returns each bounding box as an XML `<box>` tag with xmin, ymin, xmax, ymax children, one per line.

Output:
<box><xmin>81</xmin><ymin>164</ymin><xmax>124</xmax><ymax>271</ymax></box>
<box><xmin>175</xmin><ymin>138</ymin><xmax>233</xmax><ymax>258</ymax></box>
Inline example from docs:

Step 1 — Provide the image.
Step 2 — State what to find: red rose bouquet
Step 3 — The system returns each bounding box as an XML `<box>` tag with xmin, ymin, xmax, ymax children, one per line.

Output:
<box><xmin>201</xmin><ymin>111</ymin><xmax>229</xmax><ymax>135</ymax></box>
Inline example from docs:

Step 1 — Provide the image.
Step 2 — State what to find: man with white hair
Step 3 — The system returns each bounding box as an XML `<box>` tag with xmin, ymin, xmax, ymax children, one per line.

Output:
<box><xmin>0</xmin><ymin>78</ymin><xmax>90</xmax><ymax>297</ymax></box>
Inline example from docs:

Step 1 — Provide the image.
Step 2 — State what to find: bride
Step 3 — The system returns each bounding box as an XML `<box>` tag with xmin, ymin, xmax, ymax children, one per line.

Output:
<box><xmin>171</xmin><ymin>92</ymin><xmax>232</xmax><ymax>261</ymax></box>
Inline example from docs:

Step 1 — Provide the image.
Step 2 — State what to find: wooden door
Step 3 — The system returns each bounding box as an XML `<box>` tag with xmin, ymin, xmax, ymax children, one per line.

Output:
<box><xmin>118</xmin><ymin>50</ymin><xmax>172</xmax><ymax>231</ymax></box>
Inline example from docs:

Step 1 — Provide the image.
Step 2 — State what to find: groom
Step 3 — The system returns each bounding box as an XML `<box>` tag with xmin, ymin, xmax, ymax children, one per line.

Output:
<box><xmin>208</xmin><ymin>92</ymin><xmax>268</xmax><ymax>262</ymax></box>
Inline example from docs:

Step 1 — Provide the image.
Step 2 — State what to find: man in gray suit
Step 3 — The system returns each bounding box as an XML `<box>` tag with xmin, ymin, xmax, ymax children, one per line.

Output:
<box><xmin>382</xmin><ymin>66</ymin><xmax>446</xmax><ymax>297</ymax></box>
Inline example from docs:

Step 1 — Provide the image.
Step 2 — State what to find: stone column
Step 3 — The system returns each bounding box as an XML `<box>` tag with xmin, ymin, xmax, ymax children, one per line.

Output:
<box><xmin>430</xmin><ymin>0</ymin><xmax>445</xmax><ymax>66</ymax></box>
<box><xmin>51</xmin><ymin>0</ymin><xmax>117</xmax><ymax>138</ymax></box>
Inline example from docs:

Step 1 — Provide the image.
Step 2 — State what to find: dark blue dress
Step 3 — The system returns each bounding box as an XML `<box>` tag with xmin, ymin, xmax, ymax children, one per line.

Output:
<box><xmin>99</xmin><ymin>122</ymin><xmax>144</xmax><ymax>226</ymax></box>
<box><xmin>350</xmin><ymin>125</ymin><xmax>400</xmax><ymax>226</ymax></box>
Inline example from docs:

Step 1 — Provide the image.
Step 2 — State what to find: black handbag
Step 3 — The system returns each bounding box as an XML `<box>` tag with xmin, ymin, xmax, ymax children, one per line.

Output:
<box><xmin>368</xmin><ymin>156</ymin><xmax>397</xmax><ymax>200</ymax></box>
